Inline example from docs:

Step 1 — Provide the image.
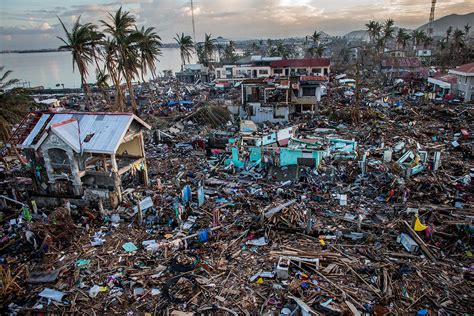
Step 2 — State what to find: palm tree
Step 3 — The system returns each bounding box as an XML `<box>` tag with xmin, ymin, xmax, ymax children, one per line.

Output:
<box><xmin>174</xmin><ymin>33</ymin><xmax>194</xmax><ymax>70</ymax></box>
<box><xmin>101</xmin><ymin>7</ymin><xmax>139</xmax><ymax>114</ymax></box>
<box><xmin>276</xmin><ymin>41</ymin><xmax>290</xmax><ymax>59</ymax></box>
<box><xmin>411</xmin><ymin>30</ymin><xmax>426</xmax><ymax>51</ymax></box>
<box><xmin>57</xmin><ymin>16</ymin><xmax>96</xmax><ymax>108</ymax></box>
<box><xmin>382</xmin><ymin>19</ymin><xmax>395</xmax><ymax>48</ymax></box>
<box><xmin>223</xmin><ymin>41</ymin><xmax>237</xmax><ymax>63</ymax></box>
<box><xmin>95</xmin><ymin>68</ymin><xmax>113</xmax><ymax>106</ymax></box>
<box><xmin>308</xmin><ymin>30</ymin><xmax>322</xmax><ymax>46</ymax></box>
<box><xmin>306</xmin><ymin>44</ymin><xmax>326</xmax><ymax>58</ymax></box>
<box><xmin>203</xmin><ymin>33</ymin><xmax>216</xmax><ymax>67</ymax></box>
<box><xmin>251</xmin><ymin>41</ymin><xmax>259</xmax><ymax>54</ymax></box>
<box><xmin>102</xmin><ymin>39</ymin><xmax>125</xmax><ymax>111</ymax></box>
<box><xmin>195</xmin><ymin>43</ymin><xmax>207</xmax><ymax>66</ymax></box>
<box><xmin>464</xmin><ymin>24</ymin><xmax>471</xmax><ymax>41</ymax></box>
<box><xmin>0</xmin><ymin>67</ymin><xmax>29</xmax><ymax>142</ymax></box>
<box><xmin>365</xmin><ymin>21</ymin><xmax>382</xmax><ymax>43</ymax></box>
<box><xmin>135</xmin><ymin>26</ymin><xmax>162</xmax><ymax>82</ymax></box>
<box><xmin>445</xmin><ymin>26</ymin><xmax>453</xmax><ymax>43</ymax></box>
<box><xmin>396</xmin><ymin>29</ymin><xmax>410</xmax><ymax>50</ymax></box>
<box><xmin>314</xmin><ymin>44</ymin><xmax>326</xmax><ymax>58</ymax></box>
<box><xmin>452</xmin><ymin>28</ymin><xmax>465</xmax><ymax>57</ymax></box>
<box><xmin>0</xmin><ymin>66</ymin><xmax>19</xmax><ymax>92</ymax></box>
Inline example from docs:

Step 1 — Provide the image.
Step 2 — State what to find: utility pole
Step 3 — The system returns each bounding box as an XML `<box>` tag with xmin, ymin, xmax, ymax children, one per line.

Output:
<box><xmin>190</xmin><ymin>0</ymin><xmax>196</xmax><ymax>43</ymax></box>
<box><xmin>428</xmin><ymin>0</ymin><xmax>436</xmax><ymax>37</ymax></box>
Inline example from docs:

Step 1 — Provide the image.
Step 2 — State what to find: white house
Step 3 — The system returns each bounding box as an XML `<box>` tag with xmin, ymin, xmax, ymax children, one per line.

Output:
<box><xmin>449</xmin><ymin>62</ymin><xmax>474</xmax><ymax>101</ymax></box>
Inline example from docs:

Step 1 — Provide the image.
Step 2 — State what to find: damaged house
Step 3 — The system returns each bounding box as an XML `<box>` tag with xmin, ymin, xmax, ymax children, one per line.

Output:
<box><xmin>12</xmin><ymin>111</ymin><xmax>151</xmax><ymax>207</ymax></box>
<box><xmin>236</xmin><ymin>75</ymin><xmax>328</xmax><ymax>123</ymax></box>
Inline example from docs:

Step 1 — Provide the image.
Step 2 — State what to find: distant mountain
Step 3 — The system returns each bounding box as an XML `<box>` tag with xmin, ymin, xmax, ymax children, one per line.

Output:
<box><xmin>344</xmin><ymin>30</ymin><xmax>368</xmax><ymax>40</ymax></box>
<box><xmin>344</xmin><ymin>13</ymin><xmax>473</xmax><ymax>40</ymax></box>
<box><xmin>417</xmin><ymin>13</ymin><xmax>473</xmax><ymax>36</ymax></box>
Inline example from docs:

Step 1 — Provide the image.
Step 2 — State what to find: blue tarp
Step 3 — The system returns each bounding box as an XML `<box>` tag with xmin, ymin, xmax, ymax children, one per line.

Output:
<box><xmin>167</xmin><ymin>100</ymin><xmax>193</xmax><ymax>106</ymax></box>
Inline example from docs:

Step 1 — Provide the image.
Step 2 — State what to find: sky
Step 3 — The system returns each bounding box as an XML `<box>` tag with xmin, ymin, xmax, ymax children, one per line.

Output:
<box><xmin>0</xmin><ymin>0</ymin><xmax>473</xmax><ymax>50</ymax></box>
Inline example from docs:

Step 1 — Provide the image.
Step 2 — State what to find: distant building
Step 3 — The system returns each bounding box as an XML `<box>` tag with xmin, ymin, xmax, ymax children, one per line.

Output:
<box><xmin>215</xmin><ymin>55</ymin><xmax>281</xmax><ymax>80</ymax></box>
<box><xmin>416</xmin><ymin>49</ymin><xmax>432</xmax><ymax>58</ymax></box>
<box><xmin>448</xmin><ymin>62</ymin><xmax>474</xmax><ymax>101</ymax></box>
<box><xmin>175</xmin><ymin>64</ymin><xmax>209</xmax><ymax>83</ymax></box>
<box><xmin>384</xmin><ymin>50</ymin><xmax>406</xmax><ymax>58</ymax></box>
<box><xmin>270</xmin><ymin>58</ymin><xmax>330</xmax><ymax>77</ymax></box>
<box><xmin>215</xmin><ymin>57</ymin><xmax>331</xmax><ymax>80</ymax></box>
<box><xmin>381</xmin><ymin>57</ymin><xmax>424</xmax><ymax>79</ymax></box>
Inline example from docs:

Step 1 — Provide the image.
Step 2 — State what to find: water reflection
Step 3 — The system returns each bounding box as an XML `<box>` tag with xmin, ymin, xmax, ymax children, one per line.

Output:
<box><xmin>0</xmin><ymin>48</ymin><xmax>188</xmax><ymax>89</ymax></box>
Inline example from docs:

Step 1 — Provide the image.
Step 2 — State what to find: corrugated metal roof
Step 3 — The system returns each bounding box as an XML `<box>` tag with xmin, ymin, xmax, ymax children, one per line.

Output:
<box><xmin>22</xmin><ymin>112</ymin><xmax>148</xmax><ymax>154</ymax></box>
<box><xmin>381</xmin><ymin>57</ymin><xmax>421</xmax><ymax>68</ymax></box>
<box><xmin>449</xmin><ymin>62</ymin><xmax>474</xmax><ymax>74</ymax></box>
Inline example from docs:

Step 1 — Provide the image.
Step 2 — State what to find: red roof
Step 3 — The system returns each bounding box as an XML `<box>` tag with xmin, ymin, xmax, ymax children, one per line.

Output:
<box><xmin>381</xmin><ymin>57</ymin><xmax>421</xmax><ymax>68</ymax></box>
<box><xmin>451</xmin><ymin>62</ymin><xmax>474</xmax><ymax>74</ymax></box>
<box><xmin>271</xmin><ymin>58</ymin><xmax>330</xmax><ymax>68</ymax></box>
<box><xmin>300</xmin><ymin>75</ymin><xmax>328</xmax><ymax>81</ymax></box>
<box><xmin>432</xmin><ymin>73</ymin><xmax>457</xmax><ymax>84</ymax></box>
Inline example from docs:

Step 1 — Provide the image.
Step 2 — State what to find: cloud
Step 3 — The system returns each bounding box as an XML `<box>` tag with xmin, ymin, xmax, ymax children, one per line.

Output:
<box><xmin>0</xmin><ymin>0</ymin><xmax>472</xmax><ymax>50</ymax></box>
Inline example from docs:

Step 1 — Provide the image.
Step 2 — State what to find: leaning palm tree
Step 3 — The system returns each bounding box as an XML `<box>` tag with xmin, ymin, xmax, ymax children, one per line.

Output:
<box><xmin>174</xmin><ymin>33</ymin><xmax>194</xmax><ymax>70</ymax></box>
<box><xmin>57</xmin><ymin>16</ymin><xmax>96</xmax><ymax>108</ymax></box>
<box><xmin>0</xmin><ymin>66</ymin><xmax>19</xmax><ymax>92</ymax></box>
<box><xmin>135</xmin><ymin>26</ymin><xmax>162</xmax><ymax>82</ymax></box>
<box><xmin>0</xmin><ymin>67</ymin><xmax>28</xmax><ymax>142</ymax></box>
<box><xmin>101</xmin><ymin>7</ymin><xmax>139</xmax><ymax>114</ymax></box>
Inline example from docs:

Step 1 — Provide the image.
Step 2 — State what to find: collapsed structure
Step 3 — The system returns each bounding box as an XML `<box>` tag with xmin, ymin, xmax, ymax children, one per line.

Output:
<box><xmin>10</xmin><ymin>111</ymin><xmax>150</xmax><ymax>207</ymax></box>
<box><xmin>1</xmin><ymin>55</ymin><xmax>473</xmax><ymax>315</ymax></box>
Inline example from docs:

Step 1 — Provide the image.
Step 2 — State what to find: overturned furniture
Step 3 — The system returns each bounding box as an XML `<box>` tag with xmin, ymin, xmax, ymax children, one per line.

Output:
<box><xmin>13</xmin><ymin>111</ymin><xmax>151</xmax><ymax>207</ymax></box>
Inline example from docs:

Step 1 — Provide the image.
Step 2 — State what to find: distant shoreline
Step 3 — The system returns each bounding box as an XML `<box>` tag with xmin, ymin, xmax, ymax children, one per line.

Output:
<box><xmin>0</xmin><ymin>44</ymin><xmax>180</xmax><ymax>54</ymax></box>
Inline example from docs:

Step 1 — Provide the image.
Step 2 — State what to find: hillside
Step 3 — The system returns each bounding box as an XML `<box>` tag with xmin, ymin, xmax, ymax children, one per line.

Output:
<box><xmin>417</xmin><ymin>13</ymin><xmax>474</xmax><ymax>36</ymax></box>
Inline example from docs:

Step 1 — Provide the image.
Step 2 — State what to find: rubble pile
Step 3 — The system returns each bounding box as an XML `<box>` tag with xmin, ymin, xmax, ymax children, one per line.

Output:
<box><xmin>1</xmin><ymin>90</ymin><xmax>473</xmax><ymax>315</ymax></box>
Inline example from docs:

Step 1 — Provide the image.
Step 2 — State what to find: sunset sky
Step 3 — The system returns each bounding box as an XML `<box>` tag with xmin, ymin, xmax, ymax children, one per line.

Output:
<box><xmin>1</xmin><ymin>0</ymin><xmax>472</xmax><ymax>50</ymax></box>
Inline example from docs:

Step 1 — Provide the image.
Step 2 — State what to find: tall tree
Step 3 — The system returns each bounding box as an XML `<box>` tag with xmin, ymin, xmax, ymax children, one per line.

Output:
<box><xmin>101</xmin><ymin>7</ymin><xmax>140</xmax><ymax>114</ymax></box>
<box><xmin>203</xmin><ymin>33</ymin><xmax>216</xmax><ymax>67</ymax></box>
<box><xmin>195</xmin><ymin>43</ymin><xmax>207</xmax><ymax>66</ymax></box>
<box><xmin>135</xmin><ymin>26</ymin><xmax>162</xmax><ymax>82</ymax></box>
<box><xmin>57</xmin><ymin>16</ymin><xmax>97</xmax><ymax>108</ymax></box>
<box><xmin>382</xmin><ymin>19</ymin><xmax>395</xmax><ymax>44</ymax></box>
<box><xmin>463</xmin><ymin>24</ymin><xmax>471</xmax><ymax>41</ymax></box>
<box><xmin>96</xmin><ymin>68</ymin><xmax>112</xmax><ymax>105</ymax></box>
<box><xmin>101</xmin><ymin>39</ymin><xmax>125</xmax><ymax>111</ymax></box>
<box><xmin>395</xmin><ymin>29</ymin><xmax>411</xmax><ymax>50</ymax></box>
<box><xmin>365</xmin><ymin>21</ymin><xmax>382</xmax><ymax>43</ymax></box>
<box><xmin>222</xmin><ymin>40</ymin><xmax>237</xmax><ymax>63</ymax></box>
<box><xmin>445</xmin><ymin>26</ymin><xmax>453</xmax><ymax>43</ymax></box>
<box><xmin>174</xmin><ymin>33</ymin><xmax>194</xmax><ymax>70</ymax></box>
<box><xmin>308</xmin><ymin>30</ymin><xmax>322</xmax><ymax>46</ymax></box>
<box><xmin>411</xmin><ymin>30</ymin><xmax>427</xmax><ymax>51</ymax></box>
<box><xmin>0</xmin><ymin>67</ymin><xmax>30</xmax><ymax>142</ymax></box>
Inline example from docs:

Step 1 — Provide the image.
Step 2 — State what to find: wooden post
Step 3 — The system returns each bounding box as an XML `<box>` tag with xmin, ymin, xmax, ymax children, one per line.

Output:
<box><xmin>139</xmin><ymin>132</ymin><xmax>149</xmax><ymax>186</ymax></box>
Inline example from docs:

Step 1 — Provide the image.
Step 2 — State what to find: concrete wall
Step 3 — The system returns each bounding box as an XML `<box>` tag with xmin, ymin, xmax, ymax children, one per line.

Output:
<box><xmin>455</xmin><ymin>75</ymin><xmax>474</xmax><ymax>101</ymax></box>
<box><xmin>39</xmin><ymin>133</ymin><xmax>82</xmax><ymax>195</ymax></box>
